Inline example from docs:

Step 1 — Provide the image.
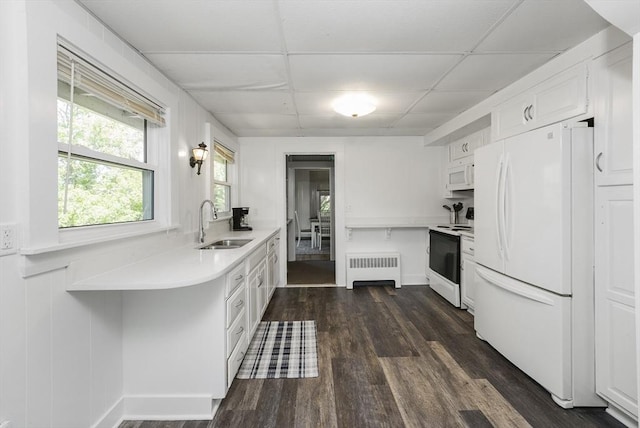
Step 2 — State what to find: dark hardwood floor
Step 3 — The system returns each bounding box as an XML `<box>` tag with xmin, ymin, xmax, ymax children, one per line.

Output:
<box><xmin>121</xmin><ymin>286</ymin><xmax>624</xmax><ymax>428</ymax></box>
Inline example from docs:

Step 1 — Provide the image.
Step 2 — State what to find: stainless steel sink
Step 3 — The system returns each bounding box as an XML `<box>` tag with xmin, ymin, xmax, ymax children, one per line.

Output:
<box><xmin>198</xmin><ymin>238</ymin><xmax>253</xmax><ymax>250</ymax></box>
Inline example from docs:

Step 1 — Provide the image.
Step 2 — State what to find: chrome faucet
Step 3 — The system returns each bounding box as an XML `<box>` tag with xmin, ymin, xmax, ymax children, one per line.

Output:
<box><xmin>199</xmin><ymin>199</ymin><xmax>218</xmax><ymax>243</ymax></box>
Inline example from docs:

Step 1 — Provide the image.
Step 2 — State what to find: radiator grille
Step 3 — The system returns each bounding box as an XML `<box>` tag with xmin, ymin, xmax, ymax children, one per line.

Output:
<box><xmin>346</xmin><ymin>253</ymin><xmax>401</xmax><ymax>289</ymax></box>
<box><xmin>349</xmin><ymin>256</ymin><xmax>398</xmax><ymax>269</ymax></box>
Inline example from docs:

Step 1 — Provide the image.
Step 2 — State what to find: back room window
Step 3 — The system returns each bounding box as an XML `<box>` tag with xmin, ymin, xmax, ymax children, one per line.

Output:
<box><xmin>57</xmin><ymin>44</ymin><xmax>165</xmax><ymax>228</ymax></box>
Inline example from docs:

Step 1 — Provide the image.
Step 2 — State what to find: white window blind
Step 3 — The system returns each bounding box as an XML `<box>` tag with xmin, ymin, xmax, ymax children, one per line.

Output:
<box><xmin>57</xmin><ymin>45</ymin><xmax>165</xmax><ymax>126</ymax></box>
<box><xmin>214</xmin><ymin>142</ymin><xmax>235</xmax><ymax>164</ymax></box>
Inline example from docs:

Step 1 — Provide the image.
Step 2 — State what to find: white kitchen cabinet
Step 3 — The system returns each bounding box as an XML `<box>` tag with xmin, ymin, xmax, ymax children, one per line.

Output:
<box><xmin>595</xmin><ymin>185</ymin><xmax>637</xmax><ymax>421</ymax></box>
<box><xmin>449</xmin><ymin>129</ymin><xmax>484</xmax><ymax>163</ymax></box>
<box><xmin>592</xmin><ymin>42</ymin><xmax>637</xmax><ymax>424</ymax></box>
<box><xmin>492</xmin><ymin>62</ymin><xmax>588</xmax><ymax>140</ymax></box>
<box><xmin>460</xmin><ymin>236</ymin><xmax>475</xmax><ymax>313</ymax></box>
<box><xmin>593</xmin><ymin>43</ymin><xmax>633</xmax><ymax>186</ymax></box>
<box><xmin>267</xmin><ymin>235</ymin><xmax>280</xmax><ymax>299</ymax></box>
<box><xmin>247</xmin><ymin>245</ymin><xmax>267</xmax><ymax>337</ymax></box>
<box><xmin>444</xmin><ymin>128</ymin><xmax>488</xmax><ymax>197</ymax></box>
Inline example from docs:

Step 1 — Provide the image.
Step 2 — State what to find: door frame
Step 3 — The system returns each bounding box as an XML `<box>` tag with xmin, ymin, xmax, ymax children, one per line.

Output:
<box><xmin>277</xmin><ymin>143</ymin><xmax>345</xmax><ymax>287</ymax></box>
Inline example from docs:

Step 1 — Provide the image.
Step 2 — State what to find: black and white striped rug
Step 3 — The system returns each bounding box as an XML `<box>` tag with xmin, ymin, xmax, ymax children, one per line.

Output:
<box><xmin>237</xmin><ymin>320</ymin><xmax>318</xmax><ymax>379</ymax></box>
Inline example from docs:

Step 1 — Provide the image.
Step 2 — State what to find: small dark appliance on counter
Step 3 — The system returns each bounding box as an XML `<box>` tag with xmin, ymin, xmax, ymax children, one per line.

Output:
<box><xmin>232</xmin><ymin>207</ymin><xmax>252</xmax><ymax>231</ymax></box>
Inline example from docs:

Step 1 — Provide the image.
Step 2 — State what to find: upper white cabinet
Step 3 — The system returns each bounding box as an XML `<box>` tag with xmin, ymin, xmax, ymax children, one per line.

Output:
<box><xmin>444</xmin><ymin>127</ymin><xmax>489</xmax><ymax>196</ymax></box>
<box><xmin>492</xmin><ymin>62</ymin><xmax>589</xmax><ymax>140</ymax></box>
<box><xmin>449</xmin><ymin>130</ymin><xmax>484</xmax><ymax>163</ymax></box>
<box><xmin>593</xmin><ymin>43</ymin><xmax>633</xmax><ymax>186</ymax></box>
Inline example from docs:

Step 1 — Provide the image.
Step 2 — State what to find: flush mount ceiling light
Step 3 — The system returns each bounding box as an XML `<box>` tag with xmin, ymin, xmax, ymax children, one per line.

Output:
<box><xmin>332</xmin><ymin>94</ymin><xmax>377</xmax><ymax>118</ymax></box>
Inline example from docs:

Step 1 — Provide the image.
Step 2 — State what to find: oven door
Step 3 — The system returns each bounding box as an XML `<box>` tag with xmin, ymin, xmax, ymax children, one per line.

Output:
<box><xmin>429</xmin><ymin>230</ymin><xmax>460</xmax><ymax>284</ymax></box>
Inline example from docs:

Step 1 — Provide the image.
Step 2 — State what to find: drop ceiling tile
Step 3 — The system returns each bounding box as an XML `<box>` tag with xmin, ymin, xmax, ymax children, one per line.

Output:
<box><xmin>299</xmin><ymin>114</ymin><xmax>402</xmax><ymax>129</ymax></box>
<box><xmin>79</xmin><ymin>0</ymin><xmax>282</xmax><ymax>52</ymax></box>
<box><xmin>296</xmin><ymin>128</ymin><xmax>402</xmax><ymax>137</ymax></box>
<box><xmin>378</xmin><ymin>128</ymin><xmax>435</xmax><ymax>137</ymax></box>
<box><xmin>279</xmin><ymin>0</ymin><xmax>514</xmax><ymax>52</ymax></box>
<box><xmin>435</xmin><ymin>53</ymin><xmax>556</xmax><ymax>91</ymax></box>
<box><xmin>411</xmin><ymin>90</ymin><xmax>494</xmax><ymax>114</ymax></box>
<box><xmin>476</xmin><ymin>0</ymin><xmax>610</xmax><ymax>52</ymax></box>
<box><xmin>393</xmin><ymin>113</ymin><xmax>456</xmax><ymax>129</ymax></box>
<box><xmin>289</xmin><ymin>54</ymin><xmax>462</xmax><ymax>91</ymax></box>
<box><xmin>189</xmin><ymin>91</ymin><xmax>296</xmax><ymax>114</ymax></box>
<box><xmin>145</xmin><ymin>54</ymin><xmax>289</xmax><ymax>90</ymax></box>
<box><xmin>294</xmin><ymin>91</ymin><xmax>423</xmax><ymax>115</ymax></box>
<box><xmin>215</xmin><ymin>114</ymin><xmax>299</xmax><ymax>131</ymax></box>
<box><xmin>234</xmin><ymin>129</ymin><xmax>307</xmax><ymax>137</ymax></box>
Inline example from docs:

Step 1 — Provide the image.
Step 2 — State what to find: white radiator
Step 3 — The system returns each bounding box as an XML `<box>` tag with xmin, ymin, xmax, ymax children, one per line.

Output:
<box><xmin>345</xmin><ymin>252</ymin><xmax>401</xmax><ymax>289</ymax></box>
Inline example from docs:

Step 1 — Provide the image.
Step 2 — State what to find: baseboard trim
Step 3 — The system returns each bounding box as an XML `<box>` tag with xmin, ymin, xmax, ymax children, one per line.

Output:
<box><xmin>122</xmin><ymin>394</ymin><xmax>215</xmax><ymax>421</ymax></box>
<box><xmin>402</xmin><ymin>274</ymin><xmax>428</xmax><ymax>286</ymax></box>
<box><xmin>605</xmin><ymin>403</ymin><xmax>638</xmax><ymax>427</ymax></box>
<box><xmin>91</xmin><ymin>397</ymin><xmax>124</xmax><ymax>428</ymax></box>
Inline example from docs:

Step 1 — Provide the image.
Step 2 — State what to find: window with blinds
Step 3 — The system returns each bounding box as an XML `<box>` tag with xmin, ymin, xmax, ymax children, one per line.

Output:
<box><xmin>56</xmin><ymin>42</ymin><xmax>165</xmax><ymax>228</ymax></box>
<box><xmin>212</xmin><ymin>142</ymin><xmax>235</xmax><ymax>215</ymax></box>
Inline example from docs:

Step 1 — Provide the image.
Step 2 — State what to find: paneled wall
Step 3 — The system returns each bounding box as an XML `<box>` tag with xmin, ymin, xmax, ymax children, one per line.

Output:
<box><xmin>0</xmin><ymin>1</ymin><xmax>237</xmax><ymax>426</ymax></box>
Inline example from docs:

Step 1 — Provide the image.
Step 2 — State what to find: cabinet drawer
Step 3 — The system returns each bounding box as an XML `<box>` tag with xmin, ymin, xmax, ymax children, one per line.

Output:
<box><xmin>227</xmin><ymin>308</ymin><xmax>247</xmax><ymax>358</ymax></box>
<box><xmin>227</xmin><ymin>330</ymin><xmax>247</xmax><ymax>388</ymax></box>
<box><xmin>247</xmin><ymin>246</ymin><xmax>267</xmax><ymax>272</ymax></box>
<box><xmin>267</xmin><ymin>234</ymin><xmax>279</xmax><ymax>253</ymax></box>
<box><xmin>227</xmin><ymin>284</ymin><xmax>246</xmax><ymax>327</ymax></box>
<box><xmin>461</xmin><ymin>237</ymin><xmax>474</xmax><ymax>256</ymax></box>
<box><xmin>227</xmin><ymin>263</ymin><xmax>246</xmax><ymax>297</ymax></box>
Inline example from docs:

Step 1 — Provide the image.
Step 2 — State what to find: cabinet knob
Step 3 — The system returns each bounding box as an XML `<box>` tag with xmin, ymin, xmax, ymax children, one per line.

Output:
<box><xmin>236</xmin><ymin>326</ymin><xmax>244</xmax><ymax>335</ymax></box>
<box><xmin>527</xmin><ymin>105</ymin><xmax>534</xmax><ymax>120</ymax></box>
<box><xmin>235</xmin><ymin>300</ymin><xmax>244</xmax><ymax>308</ymax></box>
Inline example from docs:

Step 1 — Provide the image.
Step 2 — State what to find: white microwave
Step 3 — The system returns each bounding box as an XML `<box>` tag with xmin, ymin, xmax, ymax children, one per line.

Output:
<box><xmin>446</xmin><ymin>163</ymin><xmax>474</xmax><ymax>191</ymax></box>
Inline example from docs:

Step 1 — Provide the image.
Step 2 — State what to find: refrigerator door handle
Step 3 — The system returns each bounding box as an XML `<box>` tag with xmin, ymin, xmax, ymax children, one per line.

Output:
<box><xmin>476</xmin><ymin>266</ymin><xmax>555</xmax><ymax>306</ymax></box>
<box><xmin>495</xmin><ymin>156</ymin><xmax>505</xmax><ymax>257</ymax></box>
<box><xmin>502</xmin><ymin>156</ymin><xmax>512</xmax><ymax>261</ymax></box>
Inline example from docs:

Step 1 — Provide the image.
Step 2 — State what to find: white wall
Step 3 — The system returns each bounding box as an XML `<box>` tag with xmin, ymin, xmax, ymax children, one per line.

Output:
<box><xmin>0</xmin><ymin>1</ymin><xmax>237</xmax><ymax>427</ymax></box>
<box><xmin>239</xmin><ymin>136</ymin><xmax>446</xmax><ymax>286</ymax></box>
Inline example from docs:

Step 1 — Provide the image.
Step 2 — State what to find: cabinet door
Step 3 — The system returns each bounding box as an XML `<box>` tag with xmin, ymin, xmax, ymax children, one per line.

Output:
<box><xmin>492</xmin><ymin>93</ymin><xmax>532</xmax><ymax>141</ymax></box>
<box><xmin>492</xmin><ymin>63</ymin><xmax>588</xmax><ymax>141</ymax></box>
<box><xmin>449</xmin><ymin>137</ymin><xmax>468</xmax><ymax>162</ymax></box>
<box><xmin>532</xmin><ymin>62</ymin><xmax>588</xmax><ymax>128</ymax></box>
<box><xmin>258</xmin><ymin>262</ymin><xmax>268</xmax><ymax>315</ymax></box>
<box><xmin>450</xmin><ymin>130</ymin><xmax>486</xmax><ymax>163</ymax></box>
<box><xmin>248</xmin><ymin>267</ymin><xmax>260</xmax><ymax>336</ymax></box>
<box><xmin>461</xmin><ymin>255</ymin><xmax>476</xmax><ymax>311</ymax></box>
<box><xmin>594</xmin><ymin>44</ymin><xmax>633</xmax><ymax>186</ymax></box>
<box><xmin>595</xmin><ymin>185</ymin><xmax>637</xmax><ymax>416</ymax></box>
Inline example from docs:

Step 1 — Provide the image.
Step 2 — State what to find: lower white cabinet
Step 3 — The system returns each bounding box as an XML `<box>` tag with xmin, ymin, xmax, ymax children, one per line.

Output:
<box><xmin>247</xmin><ymin>245</ymin><xmax>267</xmax><ymax>337</ymax></box>
<box><xmin>267</xmin><ymin>235</ymin><xmax>280</xmax><ymax>299</ymax></box>
<box><xmin>595</xmin><ymin>184</ymin><xmax>637</xmax><ymax>421</ymax></box>
<box><xmin>460</xmin><ymin>236</ymin><xmax>476</xmax><ymax>313</ymax></box>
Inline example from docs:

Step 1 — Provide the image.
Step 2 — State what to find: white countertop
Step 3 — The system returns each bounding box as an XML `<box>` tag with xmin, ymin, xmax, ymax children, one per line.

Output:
<box><xmin>68</xmin><ymin>228</ymin><xmax>279</xmax><ymax>291</ymax></box>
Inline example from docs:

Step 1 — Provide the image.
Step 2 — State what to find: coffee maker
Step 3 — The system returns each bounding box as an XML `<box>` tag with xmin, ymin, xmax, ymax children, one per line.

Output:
<box><xmin>232</xmin><ymin>207</ymin><xmax>252</xmax><ymax>231</ymax></box>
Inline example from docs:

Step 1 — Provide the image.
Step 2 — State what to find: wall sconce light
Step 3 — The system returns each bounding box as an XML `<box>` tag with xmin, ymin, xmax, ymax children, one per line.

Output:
<box><xmin>190</xmin><ymin>142</ymin><xmax>209</xmax><ymax>175</ymax></box>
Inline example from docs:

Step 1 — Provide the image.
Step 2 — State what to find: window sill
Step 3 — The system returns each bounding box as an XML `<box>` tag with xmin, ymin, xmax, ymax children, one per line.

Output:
<box><xmin>20</xmin><ymin>224</ymin><xmax>181</xmax><ymax>256</ymax></box>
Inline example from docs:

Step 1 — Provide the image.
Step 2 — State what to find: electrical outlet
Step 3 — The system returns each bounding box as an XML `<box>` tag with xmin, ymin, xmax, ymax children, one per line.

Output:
<box><xmin>0</xmin><ymin>224</ymin><xmax>17</xmax><ymax>256</ymax></box>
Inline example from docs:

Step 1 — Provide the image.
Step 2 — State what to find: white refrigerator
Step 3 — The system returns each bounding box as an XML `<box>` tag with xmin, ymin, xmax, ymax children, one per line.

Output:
<box><xmin>474</xmin><ymin>122</ymin><xmax>604</xmax><ymax>408</ymax></box>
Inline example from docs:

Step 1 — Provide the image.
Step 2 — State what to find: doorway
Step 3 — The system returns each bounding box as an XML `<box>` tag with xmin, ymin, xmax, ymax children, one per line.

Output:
<box><xmin>286</xmin><ymin>154</ymin><xmax>335</xmax><ymax>285</ymax></box>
